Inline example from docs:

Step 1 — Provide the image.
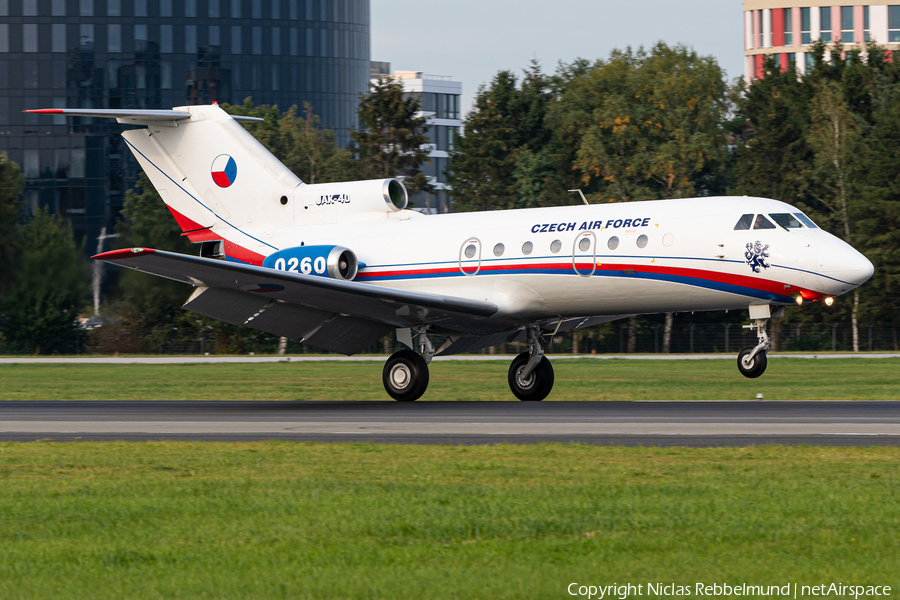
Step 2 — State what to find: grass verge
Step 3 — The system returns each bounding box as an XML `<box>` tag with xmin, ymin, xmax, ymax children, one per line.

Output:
<box><xmin>1</xmin><ymin>358</ymin><xmax>899</xmax><ymax>401</ymax></box>
<box><xmin>0</xmin><ymin>443</ymin><xmax>897</xmax><ymax>599</ymax></box>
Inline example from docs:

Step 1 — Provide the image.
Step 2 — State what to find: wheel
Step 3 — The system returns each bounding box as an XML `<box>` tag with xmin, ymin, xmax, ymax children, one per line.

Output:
<box><xmin>508</xmin><ymin>352</ymin><xmax>555</xmax><ymax>401</ymax></box>
<box><xmin>383</xmin><ymin>350</ymin><xmax>429</xmax><ymax>401</ymax></box>
<box><xmin>737</xmin><ymin>346</ymin><xmax>768</xmax><ymax>378</ymax></box>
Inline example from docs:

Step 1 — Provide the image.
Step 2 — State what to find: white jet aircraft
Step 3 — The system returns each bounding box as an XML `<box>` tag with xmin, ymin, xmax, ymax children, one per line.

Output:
<box><xmin>27</xmin><ymin>105</ymin><xmax>874</xmax><ymax>401</ymax></box>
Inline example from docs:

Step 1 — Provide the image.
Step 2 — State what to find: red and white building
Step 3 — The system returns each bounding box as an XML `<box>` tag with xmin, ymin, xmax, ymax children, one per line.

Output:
<box><xmin>744</xmin><ymin>2</ymin><xmax>900</xmax><ymax>79</ymax></box>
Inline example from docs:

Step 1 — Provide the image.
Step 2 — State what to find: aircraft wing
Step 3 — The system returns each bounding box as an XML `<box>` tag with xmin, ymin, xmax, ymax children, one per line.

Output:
<box><xmin>93</xmin><ymin>248</ymin><xmax>499</xmax><ymax>355</ymax></box>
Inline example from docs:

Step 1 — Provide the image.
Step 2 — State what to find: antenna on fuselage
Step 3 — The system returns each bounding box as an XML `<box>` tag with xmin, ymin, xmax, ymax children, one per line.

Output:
<box><xmin>568</xmin><ymin>189</ymin><xmax>589</xmax><ymax>205</ymax></box>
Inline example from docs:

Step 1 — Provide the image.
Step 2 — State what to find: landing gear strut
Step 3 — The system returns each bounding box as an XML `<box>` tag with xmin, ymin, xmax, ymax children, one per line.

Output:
<box><xmin>508</xmin><ymin>326</ymin><xmax>555</xmax><ymax>401</ymax></box>
<box><xmin>738</xmin><ymin>316</ymin><xmax>770</xmax><ymax>379</ymax></box>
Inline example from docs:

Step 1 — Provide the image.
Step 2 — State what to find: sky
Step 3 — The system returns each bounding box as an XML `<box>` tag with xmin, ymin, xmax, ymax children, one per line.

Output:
<box><xmin>371</xmin><ymin>0</ymin><xmax>745</xmax><ymax>113</ymax></box>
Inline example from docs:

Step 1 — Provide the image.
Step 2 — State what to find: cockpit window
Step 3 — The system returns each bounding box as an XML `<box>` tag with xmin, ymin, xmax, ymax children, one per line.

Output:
<box><xmin>734</xmin><ymin>214</ymin><xmax>754</xmax><ymax>230</ymax></box>
<box><xmin>793</xmin><ymin>212</ymin><xmax>819</xmax><ymax>228</ymax></box>
<box><xmin>769</xmin><ymin>213</ymin><xmax>803</xmax><ymax>229</ymax></box>
<box><xmin>753</xmin><ymin>214</ymin><xmax>776</xmax><ymax>230</ymax></box>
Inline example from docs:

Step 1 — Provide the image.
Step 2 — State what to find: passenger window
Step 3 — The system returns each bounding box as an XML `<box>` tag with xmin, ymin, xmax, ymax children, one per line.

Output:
<box><xmin>734</xmin><ymin>214</ymin><xmax>753</xmax><ymax>230</ymax></box>
<box><xmin>464</xmin><ymin>244</ymin><xmax>477</xmax><ymax>258</ymax></box>
<box><xmin>578</xmin><ymin>237</ymin><xmax>591</xmax><ymax>252</ymax></box>
<box><xmin>636</xmin><ymin>234</ymin><xmax>648</xmax><ymax>248</ymax></box>
<box><xmin>550</xmin><ymin>239</ymin><xmax>562</xmax><ymax>253</ymax></box>
<box><xmin>769</xmin><ymin>213</ymin><xmax>803</xmax><ymax>229</ymax></box>
<box><xmin>794</xmin><ymin>213</ymin><xmax>818</xmax><ymax>228</ymax></box>
<box><xmin>493</xmin><ymin>243</ymin><xmax>505</xmax><ymax>257</ymax></box>
<box><xmin>608</xmin><ymin>236</ymin><xmax>619</xmax><ymax>250</ymax></box>
<box><xmin>753</xmin><ymin>214</ymin><xmax>776</xmax><ymax>230</ymax></box>
<box><xmin>522</xmin><ymin>241</ymin><xmax>533</xmax><ymax>255</ymax></box>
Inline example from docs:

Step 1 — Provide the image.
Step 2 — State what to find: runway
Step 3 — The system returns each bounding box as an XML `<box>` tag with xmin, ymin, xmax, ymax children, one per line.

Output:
<box><xmin>2</xmin><ymin>400</ymin><xmax>900</xmax><ymax>446</ymax></box>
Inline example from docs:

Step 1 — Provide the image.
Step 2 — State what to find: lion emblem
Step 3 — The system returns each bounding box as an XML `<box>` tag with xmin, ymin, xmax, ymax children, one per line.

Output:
<box><xmin>745</xmin><ymin>241</ymin><xmax>770</xmax><ymax>273</ymax></box>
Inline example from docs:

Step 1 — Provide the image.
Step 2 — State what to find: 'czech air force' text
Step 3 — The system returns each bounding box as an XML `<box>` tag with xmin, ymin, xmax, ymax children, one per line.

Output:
<box><xmin>531</xmin><ymin>217</ymin><xmax>651</xmax><ymax>234</ymax></box>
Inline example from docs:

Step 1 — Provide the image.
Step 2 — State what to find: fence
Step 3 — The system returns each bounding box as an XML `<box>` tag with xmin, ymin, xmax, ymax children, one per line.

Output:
<box><xmin>2</xmin><ymin>323</ymin><xmax>897</xmax><ymax>356</ymax></box>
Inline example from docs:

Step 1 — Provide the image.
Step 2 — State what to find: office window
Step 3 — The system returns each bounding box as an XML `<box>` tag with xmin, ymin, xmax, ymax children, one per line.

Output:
<box><xmin>185</xmin><ymin>25</ymin><xmax>197</xmax><ymax>53</ymax></box>
<box><xmin>252</xmin><ymin>27</ymin><xmax>261</xmax><ymax>54</ymax></box>
<box><xmin>273</xmin><ymin>0</ymin><xmax>281</xmax><ymax>19</ymax></box>
<box><xmin>107</xmin><ymin>24</ymin><xmax>121</xmax><ymax>52</ymax></box>
<box><xmin>55</xmin><ymin>149</ymin><xmax>69</xmax><ymax>178</ymax></box>
<box><xmin>253</xmin><ymin>2</ymin><xmax>261</xmax><ymax>18</ymax></box>
<box><xmin>24</xmin><ymin>150</ymin><xmax>39</xmax><ymax>179</ymax></box>
<box><xmin>290</xmin><ymin>28</ymin><xmax>298</xmax><ymax>54</ymax></box>
<box><xmin>70</xmin><ymin>149</ymin><xmax>86</xmax><ymax>178</ymax></box>
<box><xmin>252</xmin><ymin>63</ymin><xmax>261</xmax><ymax>89</ymax></box>
<box><xmin>24</xmin><ymin>59</ymin><xmax>38</xmax><ymax>87</ymax></box>
<box><xmin>108</xmin><ymin>0</ymin><xmax>119</xmax><ymax>15</ymax></box>
<box><xmin>80</xmin><ymin>0</ymin><xmax>93</xmax><ymax>16</ymax></box>
<box><xmin>289</xmin><ymin>0</ymin><xmax>297</xmax><ymax>19</ymax></box>
<box><xmin>806</xmin><ymin>52</ymin><xmax>815</xmax><ymax>74</ymax></box>
<box><xmin>864</xmin><ymin>6</ymin><xmax>870</xmax><ymax>41</ymax></box>
<box><xmin>80</xmin><ymin>23</ymin><xmax>94</xmax><ymax>45</ymax></box>
<box><xmin>185</xmin><ymin>0</ymin><xmax>196</xmax><ymax>17</ymax></box>
<box><xmin>801</xmin><ymin>7</ymin><xmax>811</xmax><ymax>44</ymax></box>
<box><xmin>209</xmin><ymin>25</ymin><xmax>220</xmax><ymax>47</ymax></box>
<box><xmin>52</xmin><ymin>24</ymin><xmax>66</xmax><ymax>52</ymax></box>
<box><xmin>53</xmin><ymin>60</ymin><xmax>65</xmax><ymax>88</ymax></box>
<box><xmin>161</xmin><ymin>0</ymin><xmax>172</xmax><ymax>17</ymax></box>
<box><xmin>784</xmin><ymin>9</ymin><xmax>793</xmax><ymax>46</ymax></box>
<box><xmin>0</xmin><ymin>24</ymin><xmax>6</xmax><ymax>52</ymax></box>
<box><xmin>161</xmin><ymin>61</ymin><xmax>172</xmax><ymax>88</ymax></box>
<box><xmin>272</xmin><ymin>64</ymin><xmax>279</xmax><ymax>90</ymax></box>
<box><xmin>272</xmin><ymin>27</ymin><xmax>280</xmax><ymax>55</ymax></box>
<box><xmin>841</xmin><ymin>6</ymin><xmax>854</xmax><ymax>43</ymax></box>
<box><xmin>135</xmin><ymin>24</ymin><xmax>147</xmax><ymax>41</ymax></box>
<box><xmin>306</xmin><ymin>28</ymin><xmax>313</xmax><ymax>56</ymax></box>
<box><xmin>890</xmin><ymin>6</ymin><xmax>900</xmax><ymax>42</ymax></box>
<box><xmin>821</xmin><ymin>7</ymin><xmax>832</xmax><ymax>42</ymax></box>
<box><xmin>231</xmin><ymin>26</ymin><xmax>241</xmax><ymax>53</ymax></box>
<box><xmin>231</xmin><ymin>0</ymin><xmax>240</xmax><ymax>18</ymax></box>
<box><xmin>209</xmin><ymin>0</ymin><xmax>219</xmax><ymax>17</ymax></box>
<box><xmin>320</xmin><ymin>28</ymin><xmax>327</xmax><ymax>57</ymax></box>
<box><xmin>23</xmin><ymin>24</ymin><xmax>37</xmax><ymax>52</ymax></box>
<box><xmin>23</xmin><ymin>0</ymin><xmax>37</xmax><ymax>16</ymax></box>
<box><xmin>161</xmin><ymin>24</ymin><xmax>173</xmax><ymax>52</ymax></box>
<box><xmin>135</xmin><ymin>0</ymin><xmax>147</xmax><ymax>17</ymax></box>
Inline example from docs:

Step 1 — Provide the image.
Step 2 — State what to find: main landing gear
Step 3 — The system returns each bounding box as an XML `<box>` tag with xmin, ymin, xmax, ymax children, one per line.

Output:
<box><xmin>737</xmin><ymin>305</ymin><xmax>776</xmax><ymax>379</ymax></box>
<box><xmin>382</xmin><ymin>325</ymin><xmax>557</xmax><ymax>401</ymax></box>
<box><xmin>508</xmin><ymin>326</ymin><xmax>555</xmax><ymax>401</ymax></box>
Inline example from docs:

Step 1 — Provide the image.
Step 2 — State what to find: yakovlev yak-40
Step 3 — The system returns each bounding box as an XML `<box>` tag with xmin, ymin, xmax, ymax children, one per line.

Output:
<box><xmin>28</xmin><ymin>105</ymin><xmax>874</xmax><ymax>400</ymax></box>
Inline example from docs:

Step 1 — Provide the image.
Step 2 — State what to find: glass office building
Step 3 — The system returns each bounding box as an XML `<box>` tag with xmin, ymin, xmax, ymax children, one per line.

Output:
<box><xmin>0</xmin><ymin>0</ymin><xmax>370</xmax><ymax>247</ymax></box>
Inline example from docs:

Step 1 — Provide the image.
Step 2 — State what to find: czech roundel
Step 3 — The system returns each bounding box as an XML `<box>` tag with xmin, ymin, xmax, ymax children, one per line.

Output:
<box><xmin>211</xmin><ymin>154</ymin><xmax>237</xmax><ymax>188</ymax></box>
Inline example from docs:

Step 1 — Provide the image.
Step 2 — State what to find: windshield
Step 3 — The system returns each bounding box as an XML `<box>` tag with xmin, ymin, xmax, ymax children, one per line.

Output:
<box><xmin>769</xmin><ymin>213</ymin><xmax>803</xmax><ymax>229</ymax></box>
<box><xmin>753</xmin><ymin>214</ymin><xmax>776</xmax><ymax>230</ymax></box>
<box><xmin>793</xmin><ymin>213</ymin><xmax>819</xmax><ymax>228</ymax></box>
<box><xmin>734</xmin><ymin>214</ymin><xmax>753</xmax><ymax>230</ymax></box>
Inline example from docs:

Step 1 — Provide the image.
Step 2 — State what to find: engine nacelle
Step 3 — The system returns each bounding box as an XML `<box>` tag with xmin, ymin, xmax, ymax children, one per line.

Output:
<box><xmin>275</xmin><ymin>178</ymin><xmax>409</xmax><ymax>220</ymax></box>
<box><xmin>262</xmin><ymin>245</ymin><xmax>358</xmax><ymax>281</ymax></box>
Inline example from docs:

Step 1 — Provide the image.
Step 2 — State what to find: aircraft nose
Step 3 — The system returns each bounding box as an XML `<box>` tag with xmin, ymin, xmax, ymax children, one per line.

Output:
<box><xmin>817</xmin><ymin>239</ymin><xmax>874</xmax><ymax>288</ymax></box>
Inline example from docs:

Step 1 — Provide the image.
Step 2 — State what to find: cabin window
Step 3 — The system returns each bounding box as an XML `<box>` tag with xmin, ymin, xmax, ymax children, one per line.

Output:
<box><xmin>608</xmin><ymin>236</ymin><xmax>619</xmax><ymax>250</ymax></box>
<box><xmin>493</xmin><ymin>243</ymin><xmax>505</xmax><ymax>257</ymax></box>
<box><xmin>753</xmin><ymin>215</ymin><xmax>776</xmax><ymax>230</ymax></box>
<box><xmin>550</xmin><ymin>239</ymin><xmax>562</xmax><ymax>253</ymax></box>
<box><xmin>578</xmin><ymin>237</ymin><xmax>591</xmax><ymax>252</ymax></box>
<box><xmin>794</xmin><ymin>213</ymin><xmax>818</xmax><ymax>228</ymax></box>
<box><xmin>464</xmin><ymin>244</ymin><xmax>477</xmax><ymax>258</ymax></box>
<box><xmin>636</xmin><ymin>234</ymin><xmax>648</xmax><ymax>248</ymax></box>
<box><xmin>769</xmin><ymin>213</ymin><xmax>803</xmax><ymax>229</ymax></box>
<box><xmin>734</xmin><ymin>214</ymin><xmax>754</xmax><ymax>230</ymax></box>
<box><xmin>522</xmin><ymin>241</ymin><xmax>533</xmax><ymax>255</ymax></box>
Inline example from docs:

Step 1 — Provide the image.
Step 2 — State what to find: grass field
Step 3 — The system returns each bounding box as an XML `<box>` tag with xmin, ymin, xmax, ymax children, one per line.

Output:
<box><xmin>1</xmin><ymin>357</ymin><xmax>898</xmax><ymax>401</ymax></box>
<box><xmin>0</xmin><ymin>443</ymin><xmax>897</xmax><ymax>599</ymax></box>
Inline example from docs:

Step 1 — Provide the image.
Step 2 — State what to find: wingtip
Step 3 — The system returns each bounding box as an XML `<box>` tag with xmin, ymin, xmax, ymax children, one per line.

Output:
<box><xmin>92</xmin><ymin>247</ymin><xmax>157</xmax><ymax>260</ymax></box>
<box><xmin>23</xmin><ymin>109</ymin><xmax>64</xmax><ymax>114</ymax></box>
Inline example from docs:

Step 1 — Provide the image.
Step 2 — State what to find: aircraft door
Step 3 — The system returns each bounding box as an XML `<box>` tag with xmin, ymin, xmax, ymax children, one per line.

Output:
<box><xmin>459</xmin><ymin>238</ymin><xmax>482</xmax><ymax>276</ymax></box>
<box><xmin>573</xmin><ymin>231</ymin><xmax>597</xmax><ymax>277</ymax></box>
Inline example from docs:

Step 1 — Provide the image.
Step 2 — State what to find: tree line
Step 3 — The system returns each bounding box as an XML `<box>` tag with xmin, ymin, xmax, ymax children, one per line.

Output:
<box><xmin>0</xmin><ymin>43</ymin><xmax>898</xmax><ymax>353</ymax></box>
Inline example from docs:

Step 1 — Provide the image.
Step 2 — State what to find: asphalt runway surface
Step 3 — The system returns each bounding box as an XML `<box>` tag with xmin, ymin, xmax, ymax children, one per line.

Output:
<box><xmin>2</xmin><ymin>400</ymin><xmax>900</xmax><ymax>446</ymax></box>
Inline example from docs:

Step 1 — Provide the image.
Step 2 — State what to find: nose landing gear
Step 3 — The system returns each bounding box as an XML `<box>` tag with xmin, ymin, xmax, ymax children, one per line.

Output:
<box><xmin>508</xmin><ymin>326</ymin><xmax>555</xmax><ymax>401</ymax></box>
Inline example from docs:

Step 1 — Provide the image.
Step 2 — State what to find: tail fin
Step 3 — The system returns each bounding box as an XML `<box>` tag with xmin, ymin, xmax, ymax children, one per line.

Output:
<box><xmin>27</xmin><ymin>104</ymin><xmax>303</xmax><ymax>241</ymax></box>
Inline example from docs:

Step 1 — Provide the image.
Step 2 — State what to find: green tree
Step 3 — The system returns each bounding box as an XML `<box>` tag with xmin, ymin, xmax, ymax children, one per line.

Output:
<box><xmin>352</xmin><ymin>77</ymin><xmax>432</xmax><ymax>196</ymax></box>
<box><xmin>222</xmin><ymin>99</ymin><xmax>358</xmax><ymax>184</ymax></box>
<box><xmin>0</xmin><ymin>209</ymin><xmax>87</xmax><ymax>354</ymax></box>
<box><xmin>0</xmin><ymin>152</ymin><xmax>24</xmax><ymax>296</ymax></box>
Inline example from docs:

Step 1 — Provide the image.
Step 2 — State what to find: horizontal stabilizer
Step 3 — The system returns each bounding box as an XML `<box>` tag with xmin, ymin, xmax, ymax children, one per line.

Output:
<box><xmin>23</xmin><ymin>108</ymin><xmax>263</xmax><ymax>124</ymax></box>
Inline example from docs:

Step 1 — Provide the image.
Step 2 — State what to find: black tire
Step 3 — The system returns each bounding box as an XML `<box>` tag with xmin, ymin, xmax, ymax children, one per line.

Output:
<box><xmin>383</xmin><ymin>350</ymin><xmax>429</xmax><ymax>401</ymax></box>
<box><xmin>508</xmin><ymin>351</ymin><xmax>555</xmax><ymax>401</ymax></box>
<box><xmin>737</xmin><ymin>346</ymin><xmax>768</xmax><ymax>378</ymax></box>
